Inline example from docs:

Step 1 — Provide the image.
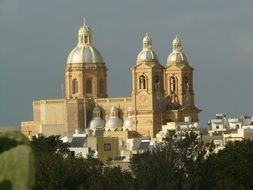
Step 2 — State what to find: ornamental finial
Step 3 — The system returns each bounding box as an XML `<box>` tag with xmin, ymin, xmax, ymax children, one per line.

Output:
<box><xmin>83</xmin><ymin>17</ymin><xmax>87</xmax><ymax>26</ymax></box>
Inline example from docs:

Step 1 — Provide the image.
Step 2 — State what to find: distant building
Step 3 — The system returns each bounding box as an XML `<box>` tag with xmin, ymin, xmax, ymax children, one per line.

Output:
<box><xmin>0</xmin><ymin>126</ymin><xmax>17</xmax><ymax>132</ymax></box>
<box><xmin>208</xmin><ymin>114</ymin><xmax>228</xmax><ymax>134</ymax></box>
<box><xmin>204</xmin><ymin>114</ymin><xmax>253</xmax><ymax>151</ymax></box>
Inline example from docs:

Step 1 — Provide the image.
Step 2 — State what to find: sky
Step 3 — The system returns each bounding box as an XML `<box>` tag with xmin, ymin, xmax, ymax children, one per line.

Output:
<box><xmin>1</xmin><ymin>0</ymin><xmax>253</xmax><ymax>129</ymax></box>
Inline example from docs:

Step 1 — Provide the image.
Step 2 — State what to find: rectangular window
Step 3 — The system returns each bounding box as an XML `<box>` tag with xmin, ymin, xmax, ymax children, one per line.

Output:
<box><xmin>104</xmin><ymin>143</ymin><xmax>111</xmax><ymax>151</ymax></box>
<box><xmin>216</xmin><ymin>126</ymin><xmax>219</xmax><ymax>129</ymax></box>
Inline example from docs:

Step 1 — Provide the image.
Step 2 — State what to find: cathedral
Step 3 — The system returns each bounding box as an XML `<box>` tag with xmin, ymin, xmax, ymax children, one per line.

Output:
<box><xmin>21</xmin><ymin>20</ymin><xmax>201</xmax><ymax>139</ymax></box>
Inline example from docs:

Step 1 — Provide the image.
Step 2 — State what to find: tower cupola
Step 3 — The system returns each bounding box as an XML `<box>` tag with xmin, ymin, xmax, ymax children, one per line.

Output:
<box><xmin>167</xmin><ymin>35</ymin><xmax>188</xmax><ymax>65</ymax></box>
<box><xmin>137</xmin><ymin>33</ymin><xmax>158</xmax><ymax>62</ymax></box>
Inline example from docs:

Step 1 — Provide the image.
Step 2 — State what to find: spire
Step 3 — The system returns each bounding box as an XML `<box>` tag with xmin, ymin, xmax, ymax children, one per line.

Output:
<box><xmin>143</xmin><ymin>33</ymin><xmax>152</xmax><ymax>50</ymax></box>
<box><xmin>83</xmin><ymin>17</ymin><xmax>87</xmax><ymax>27</ymax></box>
<box><xmin>172</xmin><ymin>35</ymin><xmax>182</xmax><ymax>51</ymax></box>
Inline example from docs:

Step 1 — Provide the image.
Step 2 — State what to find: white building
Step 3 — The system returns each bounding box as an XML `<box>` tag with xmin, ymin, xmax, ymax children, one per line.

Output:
<box><xmin>208</xmin><ymin>114</ymin><xmax>228</xmax><ymax>134</ymax></box>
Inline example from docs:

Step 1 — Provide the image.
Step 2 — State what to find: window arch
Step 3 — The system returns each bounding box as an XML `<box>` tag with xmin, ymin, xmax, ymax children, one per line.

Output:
<box><xmin>99</xmin><ymin>79</ymin><xmax>104</xmax><ymax>94</ymax></box>
<box><xmin>154</xmin><ymin>75</ymin><xmax>160</xmax><ymax>90</ymax></box>
<box><xmin>73</xmin><ymin>79</ymin><xmax>78</xmax><ymax>94</ymax></box>
<box><xmin>170</xmin><ymin>76</ymin><xmax>176</xmax><ymax>93</ymax></box>
<box><xmin>139</xmin><ymin>75</ymin><xmax>146</xmax><ymax>90</ymax></box>
<box><xmin>86</xmin><ymin>79</ymin><xmax>92</xmax><ymax>93</ymax></box>
<box><xmin>184</xmin><ymin>76</ymin><xmax>189</xmax><ymax>91</ymax></box>
<box><xmin>84</xmin><ymin>35</ymin><xmax>88</xmax><ymax>44</ymax></box>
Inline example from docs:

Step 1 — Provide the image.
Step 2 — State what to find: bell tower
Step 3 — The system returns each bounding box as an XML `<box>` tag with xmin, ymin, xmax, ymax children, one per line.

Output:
<box><xmin>65</xmin><ymin>19</ymin><xmax>108</xmax><ymax>99</ymax></box>
<box><xmin>164</xmin><ymin>36</ymin><xmax>200</xmax><ymax>122</ymax></box>
<box><xmin>132</xmin><ymin>34</ymin><xmax>164</xmax><ymax>137</ymax></box>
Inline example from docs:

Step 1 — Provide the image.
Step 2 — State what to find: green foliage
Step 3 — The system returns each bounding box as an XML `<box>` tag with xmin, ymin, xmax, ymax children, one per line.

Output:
<box><xmin>130</xmin><ymin>130</ymin><xmax>207</xmax><ymax>190</ymax></box>
<box><xmin>31</xmin><ymin>135</ymin><xmax>70</xmax><ymax>156</ymax></box>
<box><xmin>0</xmin><ymin>131</ymin><xmax>35</xmax><ymax>190</ymax></box>
<box><xmin>30</xmin><ymin>134</ymin><xmax>253</xmax><ymax>189</ymax></box>
<box><xmin>31</xmin><ymin>135</ymin><xmax>133</xmax><ymax>190</ymax></box>
<box><xmin>198</xmin><ymin>140</ymin><xmax>253</xmax><ymax>190</ymax></box>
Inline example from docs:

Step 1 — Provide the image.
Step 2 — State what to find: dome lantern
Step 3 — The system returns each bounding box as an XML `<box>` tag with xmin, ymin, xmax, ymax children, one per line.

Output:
<box><xmin>143</xmin><ymin>33</ymin><xmax>152</xmax><ymax>50</ymax></box>
<box><xmin>172</xmin><ymin>35</ymin><xmax>182</xmax><ymax>52</ymax></box>
<box><xmin>78</xmin><ymin>18</ymin><xmax>92</xmax><ymax>47</ymax></box>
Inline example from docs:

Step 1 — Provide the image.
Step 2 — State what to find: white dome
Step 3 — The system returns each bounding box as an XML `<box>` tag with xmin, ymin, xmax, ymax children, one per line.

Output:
<box><xmin>105</xmin><ymin>118</ymin><xmax>123</xmax><ymax>131</ymax></box>
<box><xmin>137</xmin><ymin>50</ymin><xmax>158</xmax><ymax>61</ymax></box>
<box><xmin>67</xmin><ymin>46</ymin><xmax>103</xmax><ymax>64</ymax></box>
<box><xmin>167</xmin><ymin>51</ymin><xmax>187</xmax><ymax>64</ymax></box>
<box><xmin>123</xmin><ymin>107</ymin><xmax>132</xmax><ymax>131</ymax></box>
<box><xmin>123</xmin><ymin>118</ymin><xmax>132</xmax><ymax>131</ymax></box>
<box><xmin>89</xmin><ymin>118</ymin><xmax>105</xmax><ymax>130</ymax></box>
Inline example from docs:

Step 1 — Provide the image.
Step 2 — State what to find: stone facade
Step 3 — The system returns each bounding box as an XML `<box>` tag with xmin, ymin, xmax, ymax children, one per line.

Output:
<box><xmin>21</xmin><ymin>20</ymin><xmax>200</xmax><ymax>139</ymax></box>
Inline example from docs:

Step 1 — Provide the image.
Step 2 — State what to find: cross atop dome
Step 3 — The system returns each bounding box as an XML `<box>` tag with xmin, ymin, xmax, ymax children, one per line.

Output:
<box><xmin>83</xmin><ymin>17</ymin><xmax>87</xmax><ymax>26</ymax></box>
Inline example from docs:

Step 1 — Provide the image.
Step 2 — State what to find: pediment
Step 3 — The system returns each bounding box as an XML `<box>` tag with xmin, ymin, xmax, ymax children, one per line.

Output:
<box><xmin>134</xmin><ymin>61</ymin><xmax>164</xmax><ymax>70</ymax></box>
<box><xmin>166</xmin><ymin>63</ymin><xmax>193</xmax><ymax>71</ymax></box>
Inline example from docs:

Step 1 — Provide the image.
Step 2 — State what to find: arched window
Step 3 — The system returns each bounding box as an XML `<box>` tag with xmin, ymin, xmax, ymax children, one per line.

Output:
<box><xmin>170</xmin><ymin>77</ymin><xmax>176</xmax><ymax>93</ymax></box>
<box><xmin>99</xmin><ymin>79</ymin><xmax>104</xmax><ymax>94</ymax></box>
<box><xmin>84</xmin><ymin>35</ymin><xmax>88</xmax><ymax>44</ymax></box>
<box><xmin>184</xmin><ymin>76</ymin><xmax>189</xmax><ymax>91</ymax></box>
<box><xmin>86</xmin><ymin>79</ymin><xmax>92</xmax><ymax>93</ymax></box>
<box><xmin>73</xmin><ymin>79</ymin><xmax>78</xmax><ymax>94</ymax></box>
<box><xmin>139</xmin><ymin>75</ymin><xmax>146</xmax><ymax>90</ymax></box>
<box><xmin>154</xmin><ymin>75</ymin><xmax>160</xmax><ymax>90</ymax></box>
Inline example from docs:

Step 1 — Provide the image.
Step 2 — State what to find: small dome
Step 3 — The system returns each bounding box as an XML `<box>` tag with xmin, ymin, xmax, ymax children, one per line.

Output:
<box><xmin>167</xmin><ymin>52</ymin><xmax>188</xmax><ymax>63</ymax></box>
<box><xmin>137</xmin><ymin>33</ymin><xmax>158</xmax><ymax>61</ymax></box>
<box><xmin>90</xmin><ymin>118</ymin><xmax>105</xmax><ymax>130</ymax></box>
<box><xmin>67</xmin><ymin>18</ymin><xmax>104</xmax><ymax>64</ymax></box>
<box><xmin>89</xmin><ymin>105</ymin><xmax>105</xmax><ymax>130</ymax></box>
<box><xmin>105</xmin><ymin>118</ymin><xmax>123</xmax><ymax>131</ymax></box>
<box><xmin>167</xmin><ymin>35</ymin><xmax>188</xmax><ymax>65</ymax></box>
<box><xmin>138</xmin><ymin>51</ymin><xmax>158</xmax><ymax>61</ymax></box>
<box><xmin>123</xmin><ymin>107</ymin><xmax>132</xmax><ymax>131</ymax></box>
<box><xmin>105</xmin><ymin>106</ymin><xmax>123</xmax><ymax>131</ymax></box>
<box><xmin>123</xmin><ymin>118</ymin><xmax>132</xmax><ymax>131</ymax></box>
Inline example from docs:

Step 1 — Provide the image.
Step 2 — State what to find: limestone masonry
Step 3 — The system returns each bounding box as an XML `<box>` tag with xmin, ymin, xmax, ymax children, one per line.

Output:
<box><xmin>21</xmin><ymin>20</ymin><xmax>201</xmax><ymax>139</ymax></box>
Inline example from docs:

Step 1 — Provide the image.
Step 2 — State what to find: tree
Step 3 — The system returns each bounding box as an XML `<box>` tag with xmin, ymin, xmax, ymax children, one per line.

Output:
<box><xmin>130</xmin><ymin>130</ymin><xmax>207</xmax><ymax>190</ymax></box>
<box><xmin>30</xmin><ymin>135</ymin><xmax>133</xmax><ymax>190</ymax></box>
<box><xmin>198</xmin><ymin>140</ymin><xmax>253</xmax><ymax>190</ymax></box>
